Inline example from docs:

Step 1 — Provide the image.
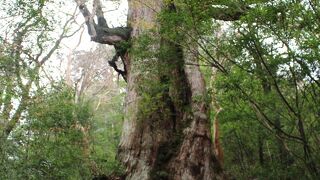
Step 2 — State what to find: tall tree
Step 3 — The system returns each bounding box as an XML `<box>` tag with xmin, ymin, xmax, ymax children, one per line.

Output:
<box><xmin>75</xmin><ymin>0</ymin><xmax>266</xmax><ymax>179</ymax></box>
<box><xmin>0</xmin><ymin>0</ymin><xmax>79</xmax><ymax>143</ymax></box>
<box><xmin>210</xmin><ymin>0</ymin><xmax>320</xmax><ymax>178</ymax></box>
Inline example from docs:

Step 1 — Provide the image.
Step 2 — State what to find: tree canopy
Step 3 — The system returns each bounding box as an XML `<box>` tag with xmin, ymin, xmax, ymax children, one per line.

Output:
<box><xmin>0</xmin><ymin>0</ymin><xmax>320</xmax><ymax>179</ymax></box>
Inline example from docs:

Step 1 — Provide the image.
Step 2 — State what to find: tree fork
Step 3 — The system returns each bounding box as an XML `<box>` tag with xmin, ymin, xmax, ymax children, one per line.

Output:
<box><xmin>76</xmin><ymin>0</ymin><xmax>131</xmax><ymax>81</ymax></box>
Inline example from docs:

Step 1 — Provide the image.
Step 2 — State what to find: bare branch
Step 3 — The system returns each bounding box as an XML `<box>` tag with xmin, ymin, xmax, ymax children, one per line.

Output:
<box><xmin>76</xmin><ymin>0</ymin><xmax>131</xmax><ymax>45</ymax></box>
<box><xmin>210</xmin><ymin>0</ymin><xmax>271</xmax><ymax>21</ymax></box>
<box><xmin>108</xmin><ymin>53</ymin><xmax>127</xmax><ymax>81</ymax></box>
<box><xmin>94</xmin><ymin>0</ymin><xmax>108</xmax><ymax>27</ymax></box>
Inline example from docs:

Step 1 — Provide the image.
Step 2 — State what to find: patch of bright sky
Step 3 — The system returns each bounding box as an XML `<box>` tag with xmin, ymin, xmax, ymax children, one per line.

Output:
<box><xmin>0</xmin><ymin>0</ymin><xmax>128</xmax><ymax>126</ymax></box>
<box><xmin>0</xmin><ymin>0</ymin><xmax>128</xmax><ymax>94</ymax></box>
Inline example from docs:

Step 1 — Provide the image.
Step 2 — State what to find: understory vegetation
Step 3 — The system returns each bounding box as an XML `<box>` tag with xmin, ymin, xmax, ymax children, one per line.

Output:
<box><xmin>1</xmin><ymin>0</ymin><xmax>320</xmax><ymax>179</ymax></box>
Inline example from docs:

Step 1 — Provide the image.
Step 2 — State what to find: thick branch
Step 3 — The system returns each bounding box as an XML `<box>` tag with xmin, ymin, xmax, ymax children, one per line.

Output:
<box><xmin>93</xmin><ymin>0</ymin><xmax>107</xmax><ymax>27</ymax></box>
<box><xmin>77</xmin><ymin>2</ymin><xmax>131</xmax><ymax>45</ymax></box>
<box><xmin>108</xmin><ymin>52</ymin><xmax>127</xmax><ymax>81</ymax></box>
<box><xmin>210</xmin><ymin>0</ymin><xmax>271</xmax><ymax>21</ymax></box>
<box><xmin>75</xmin><ymin>0</ymin><xmax>131</xmax><ymax>79</ymax></box>
<box><xmin>210</xmin><ymin>7</ymin><xmax>248</xmax><ymax>21</ymax></box>
<box><xmin>94</xmin><ymin>26</ymin><xmax>131</xmax><ymax>45</ymax></box>
<box><xmin>78</xmin><ymin>3</ymin><xmax>97</xmax><ymax>37</ymax></box>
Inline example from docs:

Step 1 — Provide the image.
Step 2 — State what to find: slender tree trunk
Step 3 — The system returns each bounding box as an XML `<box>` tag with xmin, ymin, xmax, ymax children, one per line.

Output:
<box><xmin>211</xmin><ymin>67</ymin><xmax>224</xmax><ymax>167</ymax></box>
<box><xmin>252</xmin><ymin>49</ymin><xmax>293</xmax><ymax>168</ymax></box>
<box><xmin>258</xmin><ymin>135</ymin><xmax>264</xmax><ymax>166</ymax></box>
<box><xmin>213</xmin><ymin>107</ymin><xmax>224</xmax><ymax>167</ymax></box>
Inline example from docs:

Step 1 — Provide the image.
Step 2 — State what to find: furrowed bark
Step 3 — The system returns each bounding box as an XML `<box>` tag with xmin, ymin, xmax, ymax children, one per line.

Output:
<box><xmin>118</xmin><ymin>1</ymin><xmax>224</xmax><ymax>178</ymax></box>
<box><xmin>167</xmin><ymin>38</ymin><xmax>224</xmax><ymax>180</ymax></box>
<box><xmin>77</xmin><ymin>0</ymin><xmax>226</xmax><ymax>179</ymax></box>
<box><xmin>118</xmin><ymin>1</ymin><xmax>165</xmax><ymax>178</ymax></box>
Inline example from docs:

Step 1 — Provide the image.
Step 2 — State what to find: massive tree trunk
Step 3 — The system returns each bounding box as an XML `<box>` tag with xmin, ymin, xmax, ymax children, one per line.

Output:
<box><xmin>118</xmin><ymin>1</ymin><xmax>224</xmax><ymax>179</ymax></box>
<box><xmin>75</xmin><ymin>0</ymin><xmax>244</xmax><ymax>179</ymax></box>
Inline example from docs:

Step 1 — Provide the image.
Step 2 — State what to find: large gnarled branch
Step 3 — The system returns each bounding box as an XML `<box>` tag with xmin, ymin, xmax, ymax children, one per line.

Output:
<box><xmin>210</xmin><ymin>0</ymin><xmax>271</xmax><ymax>21</ymax></box>
<box><xmin>210</xmin><ymin>6</ymin><xmax>248</xmax><ymax>21</ymax></box>
<box><xmin>76</xmin><ymin>0</ymin><xmax>130</xmax><ymax>81</ymax></box>
<box><xmin>76</xmin><ymin>0</ymin><xmax>131</xmax><ymax>45</ymax></box>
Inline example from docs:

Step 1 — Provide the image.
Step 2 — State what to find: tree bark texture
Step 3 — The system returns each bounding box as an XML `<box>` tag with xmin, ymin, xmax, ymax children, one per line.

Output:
<box><xmin>117</xmin><ymin>0</ymin><xmax>224</xmax><ymax>179</ymax></box>
<box><xmin>76</xmin><ymin>0</ymin><xmax>228</xmax><ymax>179</ymax></box>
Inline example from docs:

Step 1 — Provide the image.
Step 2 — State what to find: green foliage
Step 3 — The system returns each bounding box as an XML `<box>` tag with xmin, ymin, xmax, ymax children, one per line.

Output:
<box><xmin>0</xmin><ymin>81</ymin><xmax>126</xmax><ymax>179</ymax></box>
<box><xmin>0</xmin><ymin>85</ymin><xmax>93</xmax><ymax>179</ymax></box>
<box><xmin>202</xmin><ymin>1</ymin><xmax>320</xmax><ymax>178</ymax></box>
<box><xmin>2</xmin><ymin>0</ymin><xmax>320</xmax><ymax>179</ymax></box>
<box><xmin>89</xmin><ymin>91</ymin><xmax>125</xmax><ymax>177</ymax></box>
<box><xmin>1</xmin><ymin>0</ymin><xmax>126</xmax><ymax>179</ymax></box>
<box><xmin>131</xmin><ymin>33</ymin><xmax>158</xmax><ymax>61</ymax></box>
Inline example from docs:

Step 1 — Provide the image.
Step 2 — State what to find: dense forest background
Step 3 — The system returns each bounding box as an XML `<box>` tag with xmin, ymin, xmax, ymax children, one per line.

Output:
<box><xmin>0</xmin><ymin>0</ymin><xmax>320</xmax><ymax>179</ymax></box>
